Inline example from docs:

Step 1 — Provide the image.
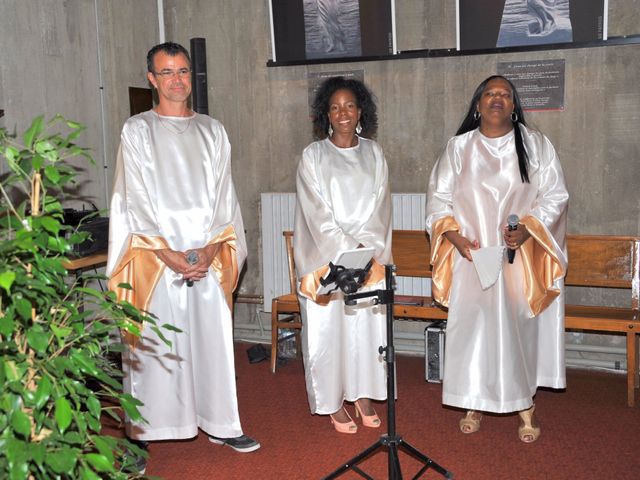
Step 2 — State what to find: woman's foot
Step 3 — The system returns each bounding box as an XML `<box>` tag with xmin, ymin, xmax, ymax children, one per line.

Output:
<box><xmin>518</xmin><ymin>405</ymin><xmax>541</xmax><ymax>443</ymax></box>
<box><xmin>459</xmin><ymin>410</ymin><xmax>482</xmax><ymax>434</ymax></box>
<box><xmin>354</xmin><ymin>399</ymin><xmax>381</xmax><ymax>428</ymax></box>
<box><xmin>330</xmin><ymin>407</ymin><xmax>358</xmax><ymax>434</ymax></box>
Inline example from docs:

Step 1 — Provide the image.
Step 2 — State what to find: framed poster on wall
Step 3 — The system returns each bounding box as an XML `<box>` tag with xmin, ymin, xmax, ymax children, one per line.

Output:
<box><xmin>457</xmin><ymin>0</ymin><xmax>608</xmax><ymax>51</ymax></box>
<box><xmin>269</xmin><ymin>0</ymin><xmax>396</xmax><ymax>63</ymax></box>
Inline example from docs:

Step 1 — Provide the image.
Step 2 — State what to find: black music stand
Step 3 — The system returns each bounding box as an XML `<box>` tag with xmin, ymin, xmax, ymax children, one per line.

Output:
<box><xmin>322</xmin><ymin>264</ymin><xmax>453</xmax><ymax>480</ymax></box>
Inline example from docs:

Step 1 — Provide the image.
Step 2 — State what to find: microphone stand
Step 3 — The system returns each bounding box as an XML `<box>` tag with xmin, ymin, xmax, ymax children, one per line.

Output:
<box><xmin>322</xmin><ymin>264</ymin><xmax>453</xmax><ymax>480</ymax></box>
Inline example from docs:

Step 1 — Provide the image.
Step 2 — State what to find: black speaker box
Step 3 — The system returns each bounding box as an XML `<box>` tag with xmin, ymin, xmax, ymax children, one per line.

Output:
<box><xmin>190</xmin><ymin>37</ymin><xmax>208</xmax><ymax>114</ymax></box>
<box><xmin>62</xmin><ymin>208</ymin><xmax>109</xmax><ymax>257</ymax></box>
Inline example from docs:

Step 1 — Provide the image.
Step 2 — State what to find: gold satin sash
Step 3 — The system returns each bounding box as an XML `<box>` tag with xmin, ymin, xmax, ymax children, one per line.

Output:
<box><xmin>300</xmin><ymin>260</ymin><xmax>385</xmax><ymax>305</ymax></box>
<box><xmin>108</xmin><ymin>225</ymin><xmax>241</xmax><ymax>346</ymax></box>
<box><xmin>205</xmin><ymin>224</ymin><xmax>240</xmax><ymax>311</ymax></box>
<box><xmin>519</xmin><ymin>216</ymin><xmax>565</xmax><ymax>315</ymax></box>
<box><xmin>108</xmin><ymin>235</ymin><xmax>169</xmax><ymax>346</ymax></box>
<box><xmin>429</xmin><ymin>216</ymin><xmax>460</xmax><ymax>307</ymax></box>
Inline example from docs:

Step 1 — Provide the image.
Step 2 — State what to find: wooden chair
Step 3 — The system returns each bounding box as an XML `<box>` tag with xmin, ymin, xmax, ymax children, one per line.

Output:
<box><xmin>270</xmin><ymin>231</ymin><xmax>302</xmax><ymax>373</ymax></box>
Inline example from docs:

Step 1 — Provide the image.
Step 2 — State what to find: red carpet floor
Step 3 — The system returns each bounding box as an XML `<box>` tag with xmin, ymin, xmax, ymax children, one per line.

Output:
<box><xmin>110</xmin><ymin>343</ymin><xmax>640</xmax><ymax>479</ymax></box>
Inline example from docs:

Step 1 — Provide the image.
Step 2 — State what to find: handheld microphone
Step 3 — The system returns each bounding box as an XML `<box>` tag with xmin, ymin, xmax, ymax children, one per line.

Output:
<box><xmin>185</xmin><ymin>251</ymin><xmax>199</xmax><ymax>287</ymax></box>
<box><xmin>507</xmin><ymin>214</ymin><xmax>519</xmax><ymax>264</ymax></box>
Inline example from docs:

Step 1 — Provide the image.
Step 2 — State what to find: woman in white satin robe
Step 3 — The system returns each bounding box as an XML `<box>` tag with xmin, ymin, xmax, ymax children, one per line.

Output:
<box><xmin>426</xmin><ymin>76</ymin><xmax>568</xmax><ymax>443</ymax></box>
<box><xmin>294</xmin><ymin>77</ymin><xmax>392</xmax><ymax>434</ymax></box>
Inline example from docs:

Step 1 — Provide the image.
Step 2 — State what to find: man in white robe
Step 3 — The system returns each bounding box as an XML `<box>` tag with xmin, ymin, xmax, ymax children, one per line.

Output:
<box><xmin>106</xmin><ymin>43</ymin><xmax>259</xmax><ymax>471</ymax></box>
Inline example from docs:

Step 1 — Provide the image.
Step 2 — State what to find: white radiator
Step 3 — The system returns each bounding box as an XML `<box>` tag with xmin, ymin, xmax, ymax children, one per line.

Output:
<box><xmin>261</xmin><ymin>193</ymin><xmax>430</xmax><ymax>312</ymax></box>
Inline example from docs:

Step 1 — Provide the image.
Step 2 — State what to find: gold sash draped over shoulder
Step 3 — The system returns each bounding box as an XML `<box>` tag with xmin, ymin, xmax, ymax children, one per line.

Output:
<box><xmin>519</xmin><ymin>215</ymin><xmax>565</xmax><ymax>315</ymax></box>
<box><xmin>108</xmin><ymin>224</ymin><xmax>241</xmax><ymax>346</ymax></box>
<box><xmin>429</xmin><ymin>216</ymin><xmax>460</xmax><ymax>307</ymax></box>
<box><xmin>299</xmin><ymin>260</ymin><xmax>385</xmax><ymax>305</ymax></box>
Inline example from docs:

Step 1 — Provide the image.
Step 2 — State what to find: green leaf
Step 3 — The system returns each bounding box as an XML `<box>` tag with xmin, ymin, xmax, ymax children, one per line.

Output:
<box><xmin>4</xmin><ymin>144</ymin><xmax>19</xmax><ymax>162</ymax></box>
<box><xmin>54</xmin><ymin>397</ymin><xmax>72</xmax><ymax>433</ymax></box>
<box><xmin>80</xmin><ymin>466</ymin><xmax>101</xmax><ymax>480</ymax></box>
<box><xmin>71</xmin><ymin>351</ymin><xmax>98</xmax><ymax>376</ymax></box>
<box><xmin>50</xmin><ymin>323</ymin><xmax>73</xmax><ymax>342</ymax></box>
<box><xmin>4</xmin><ymin>361</ymin><xmax>21</xmax><ymax>382</ymax></box>
<box><xmin>45</xmin><ymin>448</ymin><xmax>77</xmax><ymax>474</ymax></box>
<box><xmin>34</xmin><ymin>376</ymin><xmax>52</xmax><ymax>409</ymax></box>
<box><xmin>0</xmin><ymin>270</ymin><xmax>16</xmax><ymax>292</ymax></box>
<box><xmin>85</xmin><ymin>453</ymin><xmax>115</xmax><ymax>473</ymax></box>
<box><xmin>11</xmin><ymin>409</ymin><xmax>32</xmax><ymax>438</ymax></box>
<box><xmin>39</xmin><ymin>215</ymin><xmax>61</xmax><ymax>234</ymax></box>
<box><xmin>26</xmin><ymin>328</ymin><xmax>50</xmax><ymax>354</ymax></box>
<box><xmin>28</xmin><ymin>441</ymin><xmax>46</xmax><ymax>464</ymax></box>
<box><xmin>91</xmin><ymin>436</ymin><xmax>115</xmax><ymax>463</ymax></box>
<box><xmin>119</xmin><ymin>394</ymin><xmax>144</xmax><ymax>423</ymax></box>
<box><xmin>32</xmin><ymin>153</ymin><xmax>44</xmax><ymax>170</ymax></box>
<box><xmin>23</xmin><ymin>115</ymin><xmax>44</xmax><ymax>148</ymax></box>
<box><xmin>9</xmin><ymin>461</ymin><xmax>29</xmax><ymax>480</ymax></box>
<box><xmin>0</xmin><ymin>313</ymin><xmax>15</xmax><ymax>336</ymax></box>
<box><xmin>15</xmin><ymin>297</ymin><xmax>33</xmax><ymax>320</ymax></box>
<box><xmin>35</xmin><ymin>140</ymin><xmax>53</xmax><ymax>154</ymax></box>
<box><xmin>63</xmin><ymin>431</ymin><xmax>84</xmax><ymax>445</ymax></box>
<box><xmin>86</xmin><ymin>395</ymin><xmax>101</xmax><ymax>419</ymax></box>
<box><xmin>161</xmin><ymin>323</ymin><xmax>183</xmax><ymax>333</ymax></box>
<box><xmin>44</xmin><ymin>165</ymin><xmax>61</xmax><ymax>183</ymax></box>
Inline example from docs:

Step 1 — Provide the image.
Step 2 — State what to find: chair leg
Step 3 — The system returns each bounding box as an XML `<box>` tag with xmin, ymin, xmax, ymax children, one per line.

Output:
<box><xmin>627</xmin><ymin>331</ymin><xmax>637</xmax><ymax>407</ymax></box>
<box><xmin>271</xmin><ymin>308</ymin><xmax>279</xmax><ymax>374</ymax></box>
<box><xmin>294</xmin><ymin>325</ymin><xmax>302</xmax><ymax>359</ymax></box>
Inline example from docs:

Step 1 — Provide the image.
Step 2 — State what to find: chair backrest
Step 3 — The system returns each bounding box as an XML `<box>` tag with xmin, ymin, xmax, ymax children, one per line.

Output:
<box><xmin>391</xmin><ymin>230</ymin><xmax>432</xmax><ymax>278</ymax></box>
<box><xmin>565</xmin><ymin>234</ymin><xmax>640</xmax><ymax>310</ymax></box>
<box><xmin>283</xmin><ymin>231</ymin><xmax>296</xmax><ymax>294</ymax></box>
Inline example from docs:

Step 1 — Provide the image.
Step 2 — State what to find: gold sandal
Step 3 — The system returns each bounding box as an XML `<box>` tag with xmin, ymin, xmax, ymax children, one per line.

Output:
<box><xmin>518</xmin><ymin>405</ymin><xmax>541</xmax><ymax>443</ymax></box>
<box><xmin>459</xmin><ymin>410</ymin><xmax>482</xmax><ymax>434</ymax></box>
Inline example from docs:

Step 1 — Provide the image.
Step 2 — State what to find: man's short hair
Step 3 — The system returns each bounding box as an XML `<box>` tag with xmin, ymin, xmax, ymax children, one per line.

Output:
<box><xmin>146</xmin><ymin>42</ymin><xmax>191</xmax><ymax>72</ymax></box>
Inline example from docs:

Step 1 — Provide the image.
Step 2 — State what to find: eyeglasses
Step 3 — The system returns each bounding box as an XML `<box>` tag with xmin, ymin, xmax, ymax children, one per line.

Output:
<box><xmin>153</xmin><ymin>68</ymin><xmax>192</xmax><ymax>79</ymax></box>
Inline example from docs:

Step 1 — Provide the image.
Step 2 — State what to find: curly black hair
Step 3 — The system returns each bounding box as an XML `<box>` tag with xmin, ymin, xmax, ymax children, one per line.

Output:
<box><xmin>311</xmin><ymin>76</ymin><xmax>378</xmax><ymax>140</ymax></box>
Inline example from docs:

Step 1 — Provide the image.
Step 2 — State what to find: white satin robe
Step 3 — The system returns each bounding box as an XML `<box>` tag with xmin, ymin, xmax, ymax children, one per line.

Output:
<box><xmin>426</xmin><ymin>125</ymin><xmax>568</xmax><ymax>413</ymax></box>
<box><xmin>106</xmin><ymin>110</ymin><xmax>247</xmax><ymax>440</ymax></box>
<box><xmin>294</xmin><ymin>137</ymin><xmax>393</xmax><ymax>414</ymax></box>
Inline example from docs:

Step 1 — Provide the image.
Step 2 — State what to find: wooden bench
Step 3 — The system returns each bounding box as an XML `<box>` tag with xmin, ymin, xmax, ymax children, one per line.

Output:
<box><xmin>390</xmin><ymin>230</ymin><xmax>640</xmax><ymax>407</ymax></box>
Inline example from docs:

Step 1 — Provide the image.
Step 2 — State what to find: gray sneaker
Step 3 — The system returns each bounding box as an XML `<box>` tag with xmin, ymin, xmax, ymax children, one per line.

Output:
<box><xmin>209</xmin><ymin>434</ymin><xmax>261</xmax><ymax>453</ymax></box>
<box><xmin>122</xmin><ymin>440</ymin><xmax>148</xmax><ymax>474</ymax></box>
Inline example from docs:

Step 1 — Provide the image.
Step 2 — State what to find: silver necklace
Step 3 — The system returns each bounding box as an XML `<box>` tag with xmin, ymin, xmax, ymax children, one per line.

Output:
<box><xmin>156</xmin><ymin>112</ymin><xmax>193</xmax><ymax>134</ymax></box>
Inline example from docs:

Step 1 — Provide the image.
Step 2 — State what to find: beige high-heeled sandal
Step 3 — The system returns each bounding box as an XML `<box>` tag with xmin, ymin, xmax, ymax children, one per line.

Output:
<box><xmin>459</xmin><ymin>410</ymin><xmax>482</xmax><ymax>434</ymax></box>
<box><xmin>518</xmin><ymin>405</ymin><xmax>541</xmax><ymax>443</ymax></box>
<box><xmin>330</xmin><ymin>408</ymin><xmax>358</xmax><ymax>434</ymax></box>
<box><xmin>354</xmin><ymin>399</ymin><xmax>381</xmax><ymax>428</ymax></box>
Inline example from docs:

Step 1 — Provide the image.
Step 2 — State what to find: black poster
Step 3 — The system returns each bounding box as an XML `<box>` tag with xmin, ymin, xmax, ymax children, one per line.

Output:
<box><xmin>457</xmin><ymin>0</ymin><xmax>607</xmax><ymax>51</ymax></box>
<box><xmin>270</xmin><ymin>0</ymin><xmax>395</xmax><ymax>63</ymax></box>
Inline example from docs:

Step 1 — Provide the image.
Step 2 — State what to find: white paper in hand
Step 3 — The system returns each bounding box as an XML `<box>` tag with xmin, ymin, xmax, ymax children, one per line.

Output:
<box><xmin>470</xmin><ymin>246</ymin><xmax>506</xmax><ymax>290</ymax></box>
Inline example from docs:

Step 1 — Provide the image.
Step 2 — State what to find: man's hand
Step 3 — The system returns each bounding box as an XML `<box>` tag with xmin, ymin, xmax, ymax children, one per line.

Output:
<box><xmin>155</xmin><ymin>243</ymin><xmax>222</xmax><ymax>283</ymax></box>
<box><xmin>443</xmin><ymin>231</ymin><xmax>479</xmax><ymax>262</ymax></box>
<box><xmin>155</xmin><ymin>248</ymin><xmax>192</xmax><ymax>275</ymax></box>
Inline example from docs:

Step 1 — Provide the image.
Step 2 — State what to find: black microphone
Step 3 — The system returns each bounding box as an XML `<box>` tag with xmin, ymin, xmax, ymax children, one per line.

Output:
<box><xmin>185</xmin><ymin>251</ymin><xmax>199</xmax><ymax>287</ymax></box>
<box><xmin>507</xmin><ymin>214</ymin><xmax>519</xmax><ymax>264</ymax></box>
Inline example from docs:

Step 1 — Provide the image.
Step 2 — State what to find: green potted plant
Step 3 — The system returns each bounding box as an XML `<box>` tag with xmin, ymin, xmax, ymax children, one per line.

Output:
<box><xmin>0</xmin><ymin>115</ymin><xmax>168</xmax><ymax>479</ymax></box>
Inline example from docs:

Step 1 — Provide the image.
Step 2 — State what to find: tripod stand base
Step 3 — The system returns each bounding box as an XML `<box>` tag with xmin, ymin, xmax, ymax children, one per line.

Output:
<box><xmin>322</xmin><ymin>434</ymin><xmax>453</xmax><ymax>480</ymax></box>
